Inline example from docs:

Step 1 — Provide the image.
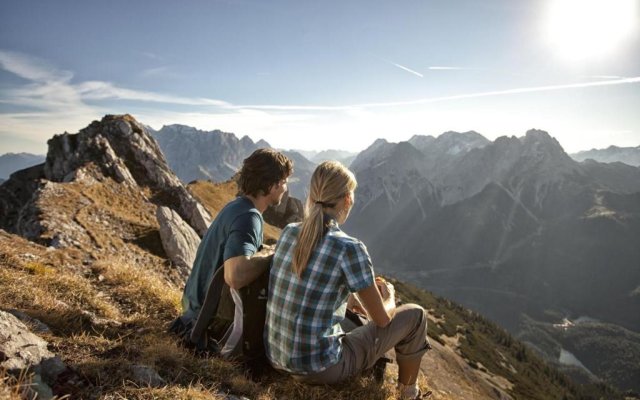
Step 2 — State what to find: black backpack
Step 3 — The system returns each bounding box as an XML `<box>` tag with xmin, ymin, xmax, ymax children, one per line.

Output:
<box><xmin>169</xmin><ymin>264</ymin><xmax>271</xmax><ymax>378</ymax></box>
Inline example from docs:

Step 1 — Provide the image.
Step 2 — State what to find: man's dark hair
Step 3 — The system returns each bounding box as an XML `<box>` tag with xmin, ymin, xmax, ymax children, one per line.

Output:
<box><xmin>237</xmin><ymin>148</ymin><xmax>293</xmax><ymax>197</ymax></box>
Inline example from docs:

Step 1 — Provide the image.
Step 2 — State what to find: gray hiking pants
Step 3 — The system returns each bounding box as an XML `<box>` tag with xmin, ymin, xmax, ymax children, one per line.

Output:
<box><xmin>291</xmin><ymin>303</ymin><xmax>430</xmax><ymax>385</ymax></box>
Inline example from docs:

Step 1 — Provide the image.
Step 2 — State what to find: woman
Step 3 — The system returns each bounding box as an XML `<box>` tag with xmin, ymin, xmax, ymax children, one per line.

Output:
<box><xmin>265</xmin><ymin>161</ymin><xmax>430</xmax><ymax>400</ymax></box>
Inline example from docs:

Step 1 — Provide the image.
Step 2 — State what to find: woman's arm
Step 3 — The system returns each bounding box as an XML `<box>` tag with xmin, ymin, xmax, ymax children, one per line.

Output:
<box><xmin>356</xmin><ymin>283</ymin><xmax>396</xmax><ymax>328</ymax></box>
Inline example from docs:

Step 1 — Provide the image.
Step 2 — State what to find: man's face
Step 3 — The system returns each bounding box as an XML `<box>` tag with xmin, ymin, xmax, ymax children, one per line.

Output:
<box><xmin>269</xmin><ymin>177</ymin><xmax>289</xmax><ymax>206</ymax></box>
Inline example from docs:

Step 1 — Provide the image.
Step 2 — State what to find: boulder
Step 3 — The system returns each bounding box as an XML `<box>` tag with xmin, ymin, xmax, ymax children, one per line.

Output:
<box><xmin>0</xmin><ymin>310</ymin><xmax>67</xmax><ymax>400</ymax></box>
<box><xmin>156</xmin><ymin>206</ymin><xmax>201</xmax><ymax>282</ymax></box>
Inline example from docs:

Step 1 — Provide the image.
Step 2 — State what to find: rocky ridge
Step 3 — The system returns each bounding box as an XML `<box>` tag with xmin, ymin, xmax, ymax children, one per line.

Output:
<box><xmin>571</xmin><ymin>145</ymin><xmax>640</xmax><ymax>167</ymax></box>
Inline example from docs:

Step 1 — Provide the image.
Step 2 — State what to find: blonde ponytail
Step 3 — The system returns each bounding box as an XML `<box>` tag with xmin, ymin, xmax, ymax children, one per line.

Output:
<box><xmin>292</xmin><ymin>161</ymin><xmax>357</xmax><ymax>276</ymax></box>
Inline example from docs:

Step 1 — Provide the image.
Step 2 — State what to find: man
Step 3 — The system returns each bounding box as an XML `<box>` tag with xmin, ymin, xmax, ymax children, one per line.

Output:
<box><xmin>174</xmin><ymin>148</ymin><xmax>293</xmax><ymax>356</ymax></box>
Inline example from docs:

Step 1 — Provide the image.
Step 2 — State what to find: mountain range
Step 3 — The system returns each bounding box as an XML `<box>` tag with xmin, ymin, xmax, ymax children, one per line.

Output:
<box><xmin>294</xmin><ymin>149</ymin><xmax>358</xmax><ymax>166</ymax></box>
<box><xmin>571</xmin><ymin>145</ymin><xmax>640</xmax><ymax>167</ymax></box>
<box><xmin>149</xmin><ymin>124</ymin><xmax>314</xmax><ymax>199</ymax></box>
<box><xmin>0</xmin><ymin>152</ymin><xmax>45</xmax><ymax>180</ymax></box>
<box><xmin>344</xmin><ymin>130</ymin><xmax>640</xmax><ymax>392</ymax></box>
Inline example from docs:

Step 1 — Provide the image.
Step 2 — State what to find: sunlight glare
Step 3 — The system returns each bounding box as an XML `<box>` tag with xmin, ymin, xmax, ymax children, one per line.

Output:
<box><xmin>544</xmin><ymin>0</ymin><xmax>637</xmax><ymax>62</ymax></box>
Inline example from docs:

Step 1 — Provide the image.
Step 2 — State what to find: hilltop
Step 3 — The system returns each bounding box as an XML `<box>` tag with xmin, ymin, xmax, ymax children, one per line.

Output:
<box><xmin>0</xmin><ymin>115</ymin><xmax>623</xmax><ymax>399</ymax></box>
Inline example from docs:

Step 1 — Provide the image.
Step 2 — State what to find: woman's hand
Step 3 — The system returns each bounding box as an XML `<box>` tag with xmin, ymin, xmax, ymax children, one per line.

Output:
<box><xmin>375</xmin><ymin>277</ymin><xmax>394</xmax><ymax>302</ymax></box>
<box><xmin>356</xmin><ymin>280</ymin><xmax>396</xmax><ymax>328</ymax></box>
<box><xmin>347</xmin><ymin>293</ymin><xmax>367</xmax><ymax>315</ymax></box>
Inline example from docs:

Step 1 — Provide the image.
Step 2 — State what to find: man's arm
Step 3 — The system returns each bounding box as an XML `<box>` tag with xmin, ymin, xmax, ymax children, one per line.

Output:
<box><xmin>224</xmin><ymin>246</ymin><xmax>273</xmax><ymax>289</ymax></box>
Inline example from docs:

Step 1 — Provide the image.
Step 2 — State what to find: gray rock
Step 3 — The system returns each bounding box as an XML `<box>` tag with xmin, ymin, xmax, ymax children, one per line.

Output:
<box><xmin>156</xmin><ymin>206</ymin><xmax>201</xmax><ymax>282</ymax></box>
<box><xmin>0</xmin><ymin>310</ymin><xmax>67</xmax><ymax>400</ymax></box>
<box><xmin>130</xmin><ymin>364</ymin><xmax>166</xmax><ymax>387</ymax></box>
<box><xmin>5</xmin><ymin>309</ymin><xmax>51</xmax><ymax>334</ymax></box>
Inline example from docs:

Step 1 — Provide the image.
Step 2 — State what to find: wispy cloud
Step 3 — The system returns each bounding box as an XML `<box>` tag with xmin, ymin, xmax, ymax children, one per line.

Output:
<box><xmin>139</xmin><ymin>66</ymin><xmax>181</xmax><ymax>79</ymax></box>
<box><xmin>0</xmin><ymin>51</ymin><xmax>231</xmax><ymax>110</ymax></box>
<box><xmin>75</xmin><ymin>81</ymin><xmax>231</xmax><ymax>107</ymax></box>
<box><xmin>0</xmin><ymin>50</ymin><xmax>72</xmax><ymax>82</ymax></box>
<box><xmin>139</xmin><ymin>51</ymin><xmax>164</xmax><ymax>61</ymax></box>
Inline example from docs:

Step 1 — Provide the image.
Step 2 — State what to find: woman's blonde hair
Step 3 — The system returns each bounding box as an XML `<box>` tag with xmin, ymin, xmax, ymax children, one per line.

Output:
<box><xmin>292</xmin><ymin>161</ymin><xmax>357</xmax><ymax>277</ymax></box>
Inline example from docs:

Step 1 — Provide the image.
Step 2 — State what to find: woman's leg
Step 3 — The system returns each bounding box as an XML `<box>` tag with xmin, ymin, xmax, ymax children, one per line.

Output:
<box><xmin>295</xmin><ymin>304</ymin><xmax>429</xmax><ymax>386</ymax></box>
<box><xmin>342</xmin><ymin>303</ymin><xmax>430</xmax><ymax>382</ymax></box>
<box><xmin>398</xmin><ymin>355</ymin><xmax>422</xmax><ymax>385</ymax></box>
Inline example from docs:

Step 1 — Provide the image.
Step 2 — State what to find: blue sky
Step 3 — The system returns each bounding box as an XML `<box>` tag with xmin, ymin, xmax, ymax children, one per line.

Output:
<box><xmin>1</xmin><ymin>0</ymin><xmax>639</xmax><ymax>154</ymax></box>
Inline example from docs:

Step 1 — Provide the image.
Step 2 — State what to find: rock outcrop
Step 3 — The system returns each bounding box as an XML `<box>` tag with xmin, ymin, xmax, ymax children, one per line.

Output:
<box><xmin>0</xmin><ymin>310</ymin><xmax>67</xmax><ymax>399</ymax></box>
<box><xmin>156</xmin><ymin>206</ymin><xmax>200</xmax><ymax>282</ymax></box>
<box><xmin>44</xmin><ymin>115</ymin><xmax>211</xmax><ymax>236</ymax></box>
<box><xmin>0</xmin><ymin>115</ymin><xmax>212</xmax><ymax>252</ymax></box>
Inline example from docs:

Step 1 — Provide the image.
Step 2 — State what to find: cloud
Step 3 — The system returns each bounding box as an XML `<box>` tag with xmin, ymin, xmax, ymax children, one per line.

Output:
<box><xmin>139</xmin><ymin>51</ymin><xmax>164</xmax><ymax>61</ymax></box>
<box><xmin>75</xmin><ymin>81</ymin><xmax>231</xmax><ymax>107</ymax></box>
<box><xmin>0</xmin><ymin>50</ymin><xmax>73</xmax><ymax>83</ymax></box>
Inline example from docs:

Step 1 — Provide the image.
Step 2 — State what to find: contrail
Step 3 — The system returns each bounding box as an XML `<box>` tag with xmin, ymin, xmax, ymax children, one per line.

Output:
<box><xmin>389</xmin><ymin>61</ymin><xmax>424</xmax><ymax>78</ymax></box>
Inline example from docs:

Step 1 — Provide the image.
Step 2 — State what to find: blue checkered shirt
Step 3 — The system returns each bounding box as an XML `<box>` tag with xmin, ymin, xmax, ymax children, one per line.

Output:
<box><xmin>264</xmin><ymin>222</ymin><xmax>375</xmax><ymax>374</ymax></box>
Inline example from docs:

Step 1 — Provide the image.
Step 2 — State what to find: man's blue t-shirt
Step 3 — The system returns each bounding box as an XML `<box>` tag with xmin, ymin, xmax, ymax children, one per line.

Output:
<box><xmin>181</xmin><ymin>196</ymin><xmax>263</xmax><ymax>320</ymax></box>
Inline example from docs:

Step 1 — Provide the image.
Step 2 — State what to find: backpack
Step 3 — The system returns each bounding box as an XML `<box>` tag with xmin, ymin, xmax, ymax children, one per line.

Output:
<box><xmin>169</xmin><ymin>263</ymin><xmax>271</xmax><ymax>378</ymax></box>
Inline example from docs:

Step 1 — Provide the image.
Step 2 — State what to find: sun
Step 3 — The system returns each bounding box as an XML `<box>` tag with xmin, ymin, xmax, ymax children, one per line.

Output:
<box><xmin>543</xmin><ymin>0</ymin><xmax>638</xmax><ymax>62</ymax></box>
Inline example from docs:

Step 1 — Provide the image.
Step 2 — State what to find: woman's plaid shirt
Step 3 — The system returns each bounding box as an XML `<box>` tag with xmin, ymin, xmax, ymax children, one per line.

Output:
<box><xmin>264</xmin><ymin>222</ymin><xmax>375</xmax><ymax>374</ymax></box>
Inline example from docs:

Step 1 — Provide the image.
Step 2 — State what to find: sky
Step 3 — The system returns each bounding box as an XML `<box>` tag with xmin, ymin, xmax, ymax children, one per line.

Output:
<box><xmin>1</xmin><ymin>0</ymin><xmax>639</xmax><ymax>155</ymax></box>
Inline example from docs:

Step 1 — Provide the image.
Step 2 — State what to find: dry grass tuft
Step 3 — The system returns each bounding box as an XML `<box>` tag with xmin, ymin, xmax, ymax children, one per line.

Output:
<box><xmin>106</xmin><ymin>384</ymin><xmax>226</xmax><ymax>400</ymax></box>
<box><xmin>0</xmin><ymin>369</ymin><xmax>36</xmax><ymax>400</ymax></box>
<box><xmin>0</xmin><ymin>256</ymin><xmax>120</xmax><ymax>328</ymax></box>
<box><xmin>91</xmin><ymin>258</ymin><xmax>181</xmax><ymax>319</ymax></box>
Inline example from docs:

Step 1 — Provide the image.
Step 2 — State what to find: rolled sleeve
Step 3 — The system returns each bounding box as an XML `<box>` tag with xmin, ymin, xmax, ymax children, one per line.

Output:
<box><xmin>341</xmin><ymin>240</ymin><xmax>375</xmax><ymax>292</ymax></box>
<box><xmin>223</xmin><ymin>213</ymin><xmax>261</xmax><ymax>261</ymax></box>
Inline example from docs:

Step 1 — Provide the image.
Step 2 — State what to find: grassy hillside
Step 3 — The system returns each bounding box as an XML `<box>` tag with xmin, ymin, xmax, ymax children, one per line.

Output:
<box><xmin>392</xmin><ymin>279</ymin><xmax>622</xmax><ymax>400</ymax></box>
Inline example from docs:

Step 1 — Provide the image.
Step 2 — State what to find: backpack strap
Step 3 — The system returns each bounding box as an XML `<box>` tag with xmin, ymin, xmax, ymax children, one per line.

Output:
<box><xmin>190</xmin><ymin>264</ymin><xmax>226</xmax><ymax>346</ymax></box>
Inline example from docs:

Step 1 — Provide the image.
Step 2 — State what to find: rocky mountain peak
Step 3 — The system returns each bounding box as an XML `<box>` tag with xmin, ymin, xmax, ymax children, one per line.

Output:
<box><xmin>435</xmin><ymin>130</ymin><xmax>490</xmax><ymax>155</ymax></box>
<box><xmin>45</xmin><ymin>114</ymin><xmax>177</xmax><ymax>189</ymax></box>
<box><xmin>256</xmin><ymin>139</ymin><xmax>271</xmax><ymax>148</ymax></box>
<box><xmin>408</xmin><ymin>135</ymin><xmax>436</xmax><ymax>153</ymax></box>
<box><xmin>370</xmin><ymin>138</ymin><xmax>389</xmax><ymax>149</ymax></box>
<box><xmin>1</xmin><ymin>114</ymin><xmax>212</xmax><ymax>243</ymax></box>
<box><xmin>519</xmin><ymin>129</ymin><xmax>573</xmax><ymax>165</ymax></box>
